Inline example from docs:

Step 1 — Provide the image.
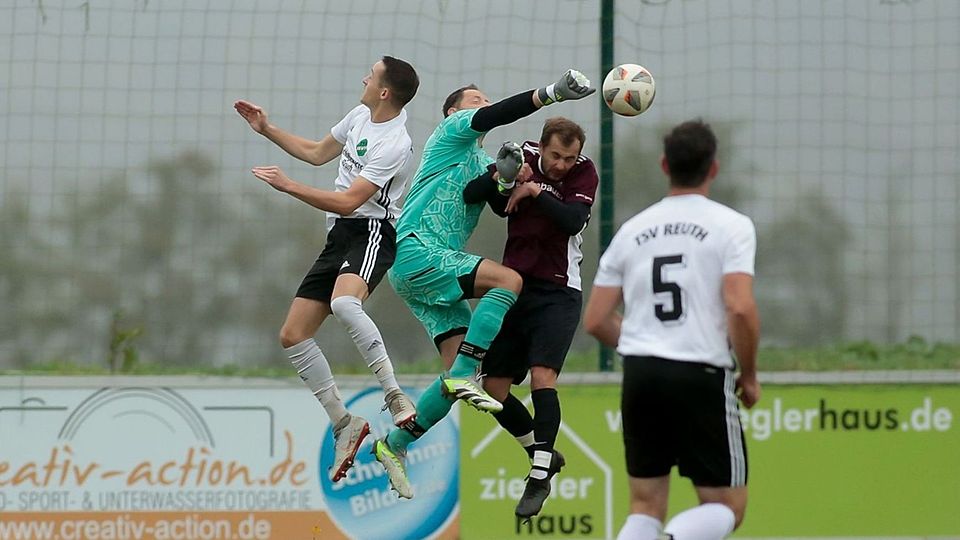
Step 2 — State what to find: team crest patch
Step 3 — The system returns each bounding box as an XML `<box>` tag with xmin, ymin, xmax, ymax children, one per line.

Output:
<box><xmin>356</xmin><ymin>138</ymin><xmax>368</xmax><ymax>156</ymax></box>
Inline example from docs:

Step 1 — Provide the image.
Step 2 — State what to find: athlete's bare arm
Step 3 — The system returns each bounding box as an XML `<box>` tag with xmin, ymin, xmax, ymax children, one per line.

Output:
<box><xmin>251</xmin><ymin>166</ymin><xmax>380</xmax><ymax>215</ymax></box>
<box><xmin>723</xmin><ymin>272</ymin><xmax>760</xmax><ymax>408</ymax></box>
<box><xmin>235</xmin><ymin>100</ymin><xmax>344</xmax><ymax>166</ymax></box>
<box><xmin>584</xmin><ymin>285</ymin><xmax>624</xmax><ymax>348</ymax></box>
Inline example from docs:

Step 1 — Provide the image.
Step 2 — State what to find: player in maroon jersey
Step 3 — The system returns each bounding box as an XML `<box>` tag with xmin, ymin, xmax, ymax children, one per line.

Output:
<box><xmin>463</xmin><ymin>117</ymin><xmax>599</xmax><ymax>519</ymax></box>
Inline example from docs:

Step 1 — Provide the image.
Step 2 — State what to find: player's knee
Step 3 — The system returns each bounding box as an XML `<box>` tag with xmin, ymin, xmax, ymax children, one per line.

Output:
<box><xmin>530</xmin><ymin>366</ymin><xmax>558</xmax><ymax>389</ymax></box>
<box><xmin>279</xmin><ymin>326</ymin><xmax>306</xmax><ymax>349</ymax></box>
<box><xmin>708</xmin><ymin>496</ymin><xmax>747</xmax><ymax>530</ymax></box>
<box><xmin>482</xmin><ymin>377</ymin><xmax>511</xmax><ymax>402</ymax></box>
<box><xmin>499</xmin><ymin>268</ymin><xmax>522</xmax><ymax>293</ymax></box>
<box><xmin>330</xmin><ymin>295</ymin><xmax>362</xmax><ymax>320</ymax></box>
<box><xmin>627</xmin><ymin>497</ymin><xmax>668</xmax><ymax>522</ymax></box>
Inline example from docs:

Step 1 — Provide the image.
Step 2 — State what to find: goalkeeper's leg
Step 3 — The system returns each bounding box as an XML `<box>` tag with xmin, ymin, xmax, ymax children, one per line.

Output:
<box><xmin>443</xmin><ymin>260</ymin><xmax>520</xmax><ymax>413</ymax></box>
<box><xmin>386</xmin><ymin>281</ymin><xmax>520</xmax><ymax>453</ymax></box>
<box><xmin>448</xmin><ymin>259</ymin><xmax>522</xmax><ymax>379</ymax></box>
<box><xmin>386</xmin><ymin>260</ymin><xmax>522</xmax><ymax>453</ymax></box>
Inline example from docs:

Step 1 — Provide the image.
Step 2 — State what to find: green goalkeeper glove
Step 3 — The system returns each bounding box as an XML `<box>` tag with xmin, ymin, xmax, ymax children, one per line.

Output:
<box><xmin>495</xmin><ymin>141</ymin><xmax>524</xmax><ymax>194</ymax></box>
<box><xmin>537</xmin><ymin>69</ymin><xmax>596</xmax><ymax>106</ymax></box>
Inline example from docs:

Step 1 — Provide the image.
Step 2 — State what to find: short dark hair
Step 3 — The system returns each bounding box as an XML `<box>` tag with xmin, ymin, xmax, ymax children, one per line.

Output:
<box><xmin>381</xmin><ymin>56</ymin><xmax>419</xmax><ymax>107</ymax></box>
<box><xmin>540</xmin><ymin>117</ymin><xmax>586</xmax><ymax>152</ymax></box>
<box><xmin>442</xmin><ymin>84</ymin><xmax>479</xmax><ymax>118</ymax></box>
<box><xmin>662</xmin><ymin>119</ymin><xmax>717</xmax><ymax>188</ymax></box>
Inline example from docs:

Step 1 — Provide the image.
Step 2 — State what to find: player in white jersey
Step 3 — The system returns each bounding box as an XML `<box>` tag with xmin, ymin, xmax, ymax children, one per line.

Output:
<box><xmin>584</xmin><ymin>120</ymin><xmax>761</xmax><ymax>540</ymax></box>
<box><xmin>234</xmin><ymin>56</ymin><xmax>419</xmax><ymax>484</ymax></box>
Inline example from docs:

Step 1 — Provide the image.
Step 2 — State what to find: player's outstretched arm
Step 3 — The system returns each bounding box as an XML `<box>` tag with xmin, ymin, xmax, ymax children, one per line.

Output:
<box><xmin>234</xmin><ymin>100</ymin><xmax>343</xmax><ymax>167</ymax></box>
<box><xmin>470</xmin><ymin>69</ymin><xmax>595</xmax><ymax>133</ymax></box>
<box><xmin>251</xmin><ymin>166</ymin><xmax>379</xmax><ymax>215</ymax></box>
<box><xmin>534</xmin><ymin>69</ymin><xmax>596</xmax><ymax>107</ymax></box>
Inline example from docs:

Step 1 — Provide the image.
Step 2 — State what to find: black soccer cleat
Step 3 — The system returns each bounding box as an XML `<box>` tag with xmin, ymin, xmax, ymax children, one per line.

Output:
<box><xmin>515</xmin><ymin>476</ymin><xmax>551</xmax><ymax>519</ymax></box>
<box><xmin>515</xmin><ymin>450</ymin><xmax>566</xmax><ymax>519</ymax></box>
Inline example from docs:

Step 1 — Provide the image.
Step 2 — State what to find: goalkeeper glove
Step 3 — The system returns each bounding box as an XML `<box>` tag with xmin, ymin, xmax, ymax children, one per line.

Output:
<box><xmin>537</xmin><ymin>69</ymin><xmax>596</xmax><ymax>106</ymax></box>
<box><xmin>495</xmin><ymin>142</ymin><xmax>524</xmax><ymax>194</ymax></box>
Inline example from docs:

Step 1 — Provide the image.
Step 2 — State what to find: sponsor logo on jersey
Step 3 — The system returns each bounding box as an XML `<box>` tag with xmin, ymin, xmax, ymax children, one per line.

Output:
<box><xmin>357</xmin><ymin>138</ymin><xmax>368</xmax><ymax>156</ymax></box>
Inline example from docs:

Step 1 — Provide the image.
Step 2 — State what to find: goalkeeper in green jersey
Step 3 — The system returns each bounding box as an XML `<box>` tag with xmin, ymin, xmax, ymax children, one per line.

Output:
<box><xmin>371</xmin><ymin>69</ymin><xmax>596</xmax><ymax>498</ymax></box>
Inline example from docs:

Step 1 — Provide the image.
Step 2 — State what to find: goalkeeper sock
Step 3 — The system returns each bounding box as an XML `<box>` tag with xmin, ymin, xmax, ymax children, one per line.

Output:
<box><xmin>285</xmin><ymin>339</ymin><xmax>348</xmax><ymax>425</ymax></box>
<box><xmin>449</xmin><ymin>288</ymin><xmax>518</xmax><ymax>378</ymax></box>
<box><xmin>389</xmin><ymin>288</ymin><xmax>519</xmax><ymax>453</ymax></box>
<box><xmin>663</xmin><ymin>503</ymin><xmax>735</xmax><ymax>540</ymax></box>
<box><xmin>386</xmin><ymin>375</ymin><xmax>453</xmax><ymax>453</ymax></box>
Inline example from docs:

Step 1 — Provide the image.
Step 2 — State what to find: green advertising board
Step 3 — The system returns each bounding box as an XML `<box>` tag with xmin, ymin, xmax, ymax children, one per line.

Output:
<box><xmin>459</xmin><ymin>383</ymin><xmax>960</xmax><ymax>539</ymax></box>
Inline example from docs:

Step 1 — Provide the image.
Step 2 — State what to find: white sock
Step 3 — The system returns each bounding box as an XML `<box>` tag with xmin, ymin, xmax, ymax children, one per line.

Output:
<box><xmin>330</xmin><ymin>295</ymin><xmax>400</xmax><ymax>393</ymax></box>
<box><xmin>617</xmin><ymin>513</ymin><xmax>663</xmax><ymax>540</ymax></box>
<box><xmin>664</xmin><ymin>503</ymin><xmax>735</xmax><ymax>540</ymax></box>
<box><xmin>530</xmin><ymin>450</ymin><xmax>552</xmax><ymax>480</ymax></box>
<box><xmin>517</xmin><ymin>431</ymin><xmax>536</xmax><ymax>450</ymax></box>
<box><xmin>286</xmin><ymin>339</ymin><xmax>348</xmax><ymax>425</ymax></box>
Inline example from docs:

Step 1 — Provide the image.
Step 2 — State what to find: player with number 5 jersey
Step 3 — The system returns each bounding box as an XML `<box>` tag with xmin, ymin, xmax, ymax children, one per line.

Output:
<box><xmin>585</xmin><ymin>119</ymin><xmax>760</xmax><ymax>540</ymax></box>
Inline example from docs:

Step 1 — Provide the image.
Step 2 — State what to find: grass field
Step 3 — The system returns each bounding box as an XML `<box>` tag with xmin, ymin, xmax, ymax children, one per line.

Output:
<box><xmin>5</xmin><ymin>337</ymin><xmax>959</xmax><ymax>376</ymax></box>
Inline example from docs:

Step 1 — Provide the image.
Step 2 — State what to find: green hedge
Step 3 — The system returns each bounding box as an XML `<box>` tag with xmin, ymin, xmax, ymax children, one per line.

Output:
<box><xmin>5</xmin><ymin>337</ymin><xmax>958</xmax><ymax>376</ymax></box>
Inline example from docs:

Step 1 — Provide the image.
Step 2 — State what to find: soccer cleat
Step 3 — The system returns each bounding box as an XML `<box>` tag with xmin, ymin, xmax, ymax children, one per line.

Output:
<box><xmin>515</xmin><ymin>477</ymin><xmax>551</xmax><ymax>519</ymax></box>
<box><xmin>439</xmin><ymin>371</ymin><xmax>503</xmax><ymax>413</ymax></box>
<box><xmin>330</xmin><ymin>414</ymin><xmax>370</xmax><ymax>483</ymax></box>
<box><xmin>515</xmin><ymin>450</ymin><xmax>566</xmax><ymax>519</ymax></box>
<box><xmin>383</xmin><ymin>389</ymin><xmax>417</xmax><ymax>427</ymax></box>
<box><xmin>372</xmin><ymin>438</ymin><xmax>414</xmax><ymax>499</ymax></box>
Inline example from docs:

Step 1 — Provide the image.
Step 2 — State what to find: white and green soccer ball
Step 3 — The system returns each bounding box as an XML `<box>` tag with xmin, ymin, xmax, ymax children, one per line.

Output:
<box><xmin>602</xmin><ymin>63</ymin><xmax>656</xmax><ymax>117</ymax></box>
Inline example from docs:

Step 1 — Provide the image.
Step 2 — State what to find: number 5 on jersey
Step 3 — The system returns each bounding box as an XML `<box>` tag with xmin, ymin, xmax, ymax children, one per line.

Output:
<box><xmin>653</xmin><ymin>254</ymin><xmax>685</xmax><ymax>322</ymax></box>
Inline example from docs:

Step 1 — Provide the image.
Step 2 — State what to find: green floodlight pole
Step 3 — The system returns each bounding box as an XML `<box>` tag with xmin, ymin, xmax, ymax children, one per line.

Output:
<box><xmin>598</xmin><ymin>0</ymin><xmax>615</xmax><ymax>371</ymax></box>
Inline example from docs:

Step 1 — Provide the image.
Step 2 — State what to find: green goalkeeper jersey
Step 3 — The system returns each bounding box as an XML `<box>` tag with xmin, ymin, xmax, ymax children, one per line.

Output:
<box><xmin>396</xmin><ymin>108</ymin><xmax>494</xmax><ymax>251</ymax></box>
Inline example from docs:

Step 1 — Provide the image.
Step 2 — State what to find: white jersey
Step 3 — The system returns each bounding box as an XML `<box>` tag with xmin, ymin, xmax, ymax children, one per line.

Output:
<box><xmin>327</xmin><ymin>104</ymin><xmax>415</xmax><ymax>230</ymax></box>
<box><xmin>594</xmin><ymin>194</ymin><xmax>756</xmax><ymax>368</ymax></box>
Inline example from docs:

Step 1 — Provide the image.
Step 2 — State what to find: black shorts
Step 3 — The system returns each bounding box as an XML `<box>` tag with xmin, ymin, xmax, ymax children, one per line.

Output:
<box><xmin>295</xmin><ymin>218</ymin><xmax>396</xmax><ymax>303</ymax></box>
<box><xmin>483</xmin><ymin>277</ymin><xmax>582</xmax><ymax>384</ymax></box>
<box><xmin>621</xmin><ymin>355</ymin><xmax>748</xmax><ymax>487</ymax></box>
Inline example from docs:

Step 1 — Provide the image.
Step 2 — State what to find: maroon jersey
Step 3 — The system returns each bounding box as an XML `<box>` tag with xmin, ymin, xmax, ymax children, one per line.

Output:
<box><xmin>502</xmin><ymin>141</ymin><xmax>599</xmax><ymax>290</ymax></box>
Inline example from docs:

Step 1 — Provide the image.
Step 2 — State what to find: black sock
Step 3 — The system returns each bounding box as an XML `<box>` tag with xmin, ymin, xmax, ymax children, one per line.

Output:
<box><xmin>493</xmin><ymin>393</ymin><xmax>536</xmax><ymax>457</ymax></box>
<box><xmin>531</xmin><ymin>388</ymin><xmax>560</xmax><ymax>453</ymax></box>
<box><xmin>528</xmin><ymin>388</ymin><xmax>561</xmax><ymax>480</ymax></box>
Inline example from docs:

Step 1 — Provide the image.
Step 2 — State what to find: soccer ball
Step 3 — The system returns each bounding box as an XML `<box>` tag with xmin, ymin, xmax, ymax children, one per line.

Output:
<box><xmin>602</xmin><ymin>63</ymin><xmax>656</xmax><ymax>117</ymax></box>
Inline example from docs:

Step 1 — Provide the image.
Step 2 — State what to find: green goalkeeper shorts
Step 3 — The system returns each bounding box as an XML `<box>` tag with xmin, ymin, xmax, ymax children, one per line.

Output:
<box><xmin>387</xmin><ymin>234</ymin><xmax>482</xmax><ymax>342</ymax></box>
